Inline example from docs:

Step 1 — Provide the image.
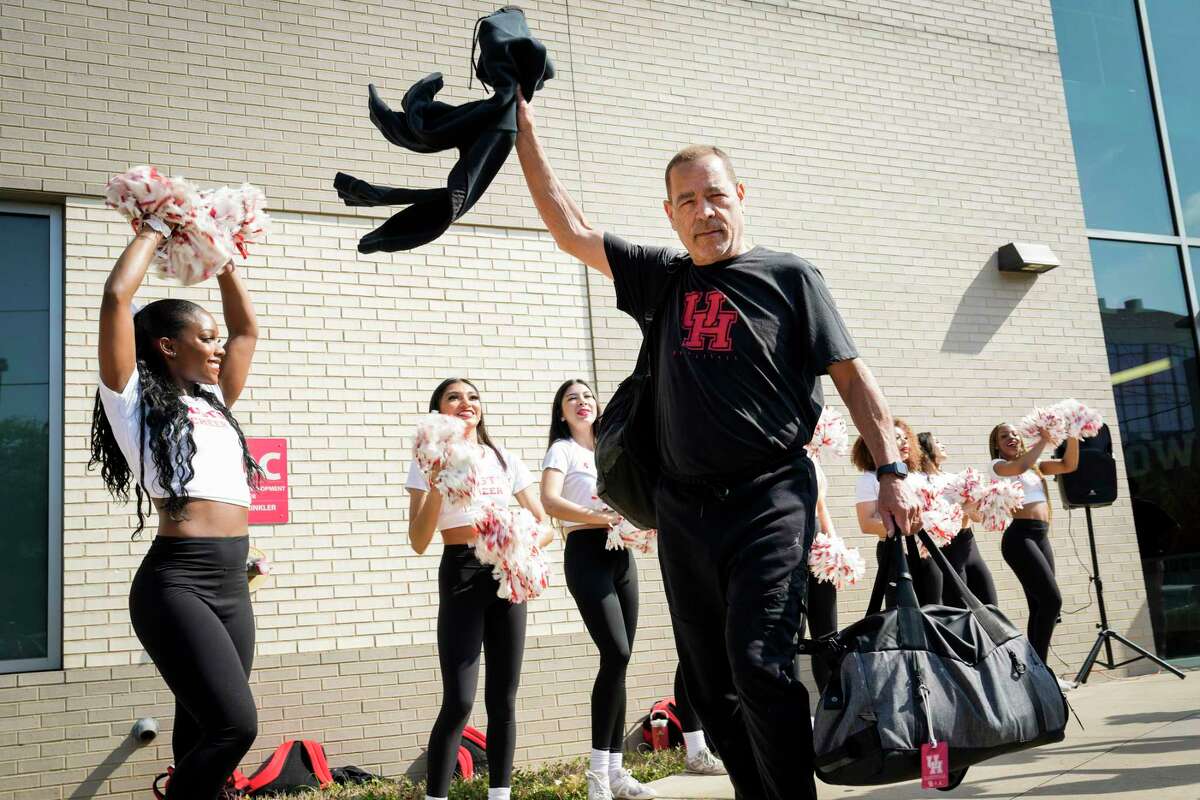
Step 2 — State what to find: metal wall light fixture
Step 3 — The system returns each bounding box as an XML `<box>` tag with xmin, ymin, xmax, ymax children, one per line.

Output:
<box><xmin>997</xmin><ymin>242</ymin><xmax>1061</xmax><ymax>274</ymax></box>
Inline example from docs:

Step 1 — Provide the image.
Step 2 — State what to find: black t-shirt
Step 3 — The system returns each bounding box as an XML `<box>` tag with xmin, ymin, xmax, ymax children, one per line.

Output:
<box><xmin>605</xmin><ymin>233</ymin><xmax>859</xmax><ymax>479</ymax></box>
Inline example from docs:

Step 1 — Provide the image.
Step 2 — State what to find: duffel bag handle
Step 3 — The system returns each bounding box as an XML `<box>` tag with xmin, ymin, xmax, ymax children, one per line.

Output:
<box><xmin>916</xmin><ymin>529</ymin><xmax>1014</xmax><ymax>648</ymax></box>
<box><xmin>866</xmin><ymin>533</ymin><xmax>920</xmax><ymax>615</ymax></box>
<box><xmin>865</xmin><ymin>534</ymin><xmax>928</xmax><ymax>649</ymax></box>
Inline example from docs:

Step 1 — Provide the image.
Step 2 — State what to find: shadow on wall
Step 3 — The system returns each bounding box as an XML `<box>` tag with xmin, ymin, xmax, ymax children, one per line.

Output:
<box><xmin>403</xmin><ymin>750</ymin><xmax>428</xmax><ymax>782</ymax></box>
<box><xmin>939</xmin><ymin>253</ymin><xmax>1038</xmax><ymax>355</ymax></box>
<box><xmin>67</xmin><ymin>738</ymin><xmax>141</xmax><ymax>800</ymax></box>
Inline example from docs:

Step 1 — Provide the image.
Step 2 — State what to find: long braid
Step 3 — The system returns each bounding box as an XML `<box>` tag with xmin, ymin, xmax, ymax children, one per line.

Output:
<box><xmin>196</xmin><ymin>385</ymin><xmax>263</xmax><ymax>489</ymax></box>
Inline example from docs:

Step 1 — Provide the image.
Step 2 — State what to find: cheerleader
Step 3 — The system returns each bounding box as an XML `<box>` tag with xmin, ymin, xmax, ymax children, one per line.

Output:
<box><xmin>539</xmin><ymin>379</ymin><xmax>661</xmax><ymax>800</ymax></box>
<box><xmin>90</xmin><ymin>225</ymin><xmax>263</xmax><ymax>800</ymax></box>
<box><xmin>917</xmin><ymin>432</ymin><xmax>998</xmax><ymax>606</ymax></box>
<box><xmin>407</xmin><ymin>378</ymin><xmax>551</xmax><ymax>800</ymax></box>
<box><xmin>988</xmin><ymin>423</ymin><xmax>1079</xmax><ymax>668</ymax></box>
<box><xmin>852</xmin><ymin>418</ymin><xmax>942</xmax><ymax>605</ymax></box>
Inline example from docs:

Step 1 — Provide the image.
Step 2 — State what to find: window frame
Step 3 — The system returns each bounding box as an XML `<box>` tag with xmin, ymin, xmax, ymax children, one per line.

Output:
<box><xmin>0</xmin><ymin>200</ymin><xmax>64</xmax><ymax>675</ymax></box>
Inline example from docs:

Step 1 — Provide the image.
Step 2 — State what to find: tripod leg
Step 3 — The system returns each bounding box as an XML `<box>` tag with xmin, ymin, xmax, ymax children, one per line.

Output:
<box><xmin>1075</xmin><ymin>632</ymin><xmax>1107</xmax><ymax>685</ymax></box>
<box><xmin>1107</xmin><ymin>631</ymin><xmax>1187</xmax><ymax>679</ymax></box>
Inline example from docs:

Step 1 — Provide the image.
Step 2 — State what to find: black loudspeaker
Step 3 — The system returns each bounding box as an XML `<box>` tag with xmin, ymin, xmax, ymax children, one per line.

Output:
<box><xmin>1053</xmin><ymin>424</ymin><xmax>1118</xmax><ymax>508</ymax></box>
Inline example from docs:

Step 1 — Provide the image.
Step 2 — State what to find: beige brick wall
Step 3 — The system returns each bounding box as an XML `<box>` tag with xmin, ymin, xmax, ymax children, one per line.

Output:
<box><xmin>0</xmin><ymin>0</ymin><xmax>1161</xmax><ymax>798</ymax></box>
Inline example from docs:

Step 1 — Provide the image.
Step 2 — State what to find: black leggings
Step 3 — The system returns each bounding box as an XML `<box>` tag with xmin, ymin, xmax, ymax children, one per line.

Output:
<box><xmin>129</xmin><ymin>536</ymin><xmax>257</xmax><ymax>800</ymax></box>
<box><xmin>941</xmin><ymin>529</ymin><xmax>999</xmax><ymax>607</ymax></box>
<box><xmin>875</xmin><ymin>534</ymin><xmax>943</xmax><ymax>608</ymax></box>
<box><xmin>426</xmin><ymin>545</ymin><xmax>527</xmax><ymax>796</ymax></box>
<box><xmin>564</xmin><ymin>528</ymin><xmax>639</xmax><ymax>751</ymax></box>
<box><xmin>799</xmin><ymin>579</ymin><xmax>838</xmax><ymax>691</ymax></box>
<box><xmin>1001</xmin><ymin>519</ymin><xmax>1060</xmax><ymax>663</ymax></box>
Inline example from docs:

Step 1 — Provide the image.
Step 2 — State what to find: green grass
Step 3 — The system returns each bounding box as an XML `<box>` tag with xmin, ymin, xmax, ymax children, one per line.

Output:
<box><xmin>291</xmin><ymin>748</ymin><xmax>686</xmax><ymax>800</ymax></box>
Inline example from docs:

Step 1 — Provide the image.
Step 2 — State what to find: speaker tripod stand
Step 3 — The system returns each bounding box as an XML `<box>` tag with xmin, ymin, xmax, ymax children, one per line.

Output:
<box><xmin>1074</xmin><ymin>506</ymin><xmax>1186</xmax><ymax>684</ymax></box>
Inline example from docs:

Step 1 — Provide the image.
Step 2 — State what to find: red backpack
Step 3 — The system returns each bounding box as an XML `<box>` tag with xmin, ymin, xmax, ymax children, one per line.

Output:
<box><xmin>152</xmin><ymin>741</ymin><xmax>334</xmax><ymax>799</ymax></box>
<box><xmin>454</xmin><ymin>726</ymin><xmax>489</xmax><ymax>780</ymax></box>
<box><xmin>640</xmin><ymin>697</ymin><xmax>684</xmax><ymax>748</ymax></box>
<box><xmin>234</xmin><ymin>740</ymin><xmax>334</xmax><ymax>795</ymax></box>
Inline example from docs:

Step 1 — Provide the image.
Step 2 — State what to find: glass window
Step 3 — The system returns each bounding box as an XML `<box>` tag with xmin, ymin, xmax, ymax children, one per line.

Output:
<box><xmin>0</xmin><ymin>206</ymin><xmax>62</xmax><ymax>673</ymax></box>
<box><xmin>1091</xmin><ymin>240</ymin><xmax>1200</xmax><ymax>659</ymax></box>
<box><xmin>1053</xmin><ymin>0</ymin><xmax>1175</xmax><ymax>234</ymax></box>
<box><xmin>1146</xmin><ymin>0</ymin><xmax>1200</xmax><ymax>235</ymax></box>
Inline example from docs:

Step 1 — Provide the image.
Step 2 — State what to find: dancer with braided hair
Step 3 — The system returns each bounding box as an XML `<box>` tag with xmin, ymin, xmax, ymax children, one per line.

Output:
<box><xmin>90</xmin><ymin>223</ymin><xmax>263</xmax><ymax>800</ymax></box>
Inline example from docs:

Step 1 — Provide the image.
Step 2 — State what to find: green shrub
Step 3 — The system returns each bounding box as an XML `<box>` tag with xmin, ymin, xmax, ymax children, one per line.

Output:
<box><xmin>276</xmin><ymin>747</ymin><xmax>687</xmax><ymax>800</ymax></box>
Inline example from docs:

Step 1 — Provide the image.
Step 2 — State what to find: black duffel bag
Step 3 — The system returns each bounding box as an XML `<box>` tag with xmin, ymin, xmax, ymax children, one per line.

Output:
<box><xmin>594</xmin><ymin>265</ymin><xmax>680</xmax><ymax>531</ymax></box>
<box><xmin>812</xmin><ymin>531</ymin><xmax>1068</xmax><ymax>788</ymax></box>
<box><xmin>594</xmin><ymin>343</ymin><xmax>658</xmax><ymax>530</ymax></box>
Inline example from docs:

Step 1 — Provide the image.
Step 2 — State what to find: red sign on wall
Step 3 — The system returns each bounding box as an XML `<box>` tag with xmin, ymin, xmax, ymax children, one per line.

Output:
<box><xmin>247</xmin><ymin>438</ymin><xmax>288</xmax><ymax>525</ymax></box>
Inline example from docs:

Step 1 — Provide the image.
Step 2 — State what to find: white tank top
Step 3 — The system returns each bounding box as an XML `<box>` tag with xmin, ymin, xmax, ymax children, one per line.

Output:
<box><xmin>990</xmin><ymin>459</ymin><xmax>1047</xmax><ymax>505</ymax></box>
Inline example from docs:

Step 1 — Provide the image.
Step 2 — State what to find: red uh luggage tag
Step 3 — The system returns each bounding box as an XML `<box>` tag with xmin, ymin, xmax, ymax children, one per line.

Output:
<box><xmin>919</xmin><ymin>683</ymin><xmax>949</xmax><ymax>789</ymax></box>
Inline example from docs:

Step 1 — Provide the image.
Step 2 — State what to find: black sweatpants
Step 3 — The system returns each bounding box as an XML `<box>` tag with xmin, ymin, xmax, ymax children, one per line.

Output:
<box><xmin>426</xmin><ymin>545</ymin><xmax>527</xmax><ymax>796</ymax></box>
<box><xmin>657</xmin><ymin>455</ymin><xmax>817</xmax><ymax>800</ymax></box>
<box><xmin>874</xmin><ymin>534</ymin><xmax>943</xmax><ymax>607</ymax></box>
<box><xmin>564</xmin><ymin>528</ymin><xmax>639</xmax><ymax>752</ymax></box>
<box><xmin>941</xmin><ymin>528</ymin><xmax>999</xmax><ymax>607</ymax></box>
<box><xmin>799</xmin><ymin>579</ymin><xmax>838</xmax><ymax>692</ymax></box>
<box><xmin>673</xmin><ymin>665</ymin><xmax>700</xmax><ymax>732</ymax></box>
<box><xmin>129</xmin><ymin>536</ymin><xmax>257</xmax><ymax>800</ymax></box>
<box><xmin>1001</xmin><ymin>519</ymin><xmax>1060</xmax><ymax>663</ymax></box>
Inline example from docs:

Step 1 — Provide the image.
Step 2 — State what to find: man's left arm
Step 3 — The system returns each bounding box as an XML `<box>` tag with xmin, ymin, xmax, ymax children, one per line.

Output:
<box><xmin>827</xmin><ymin>358</ymin><xmax>920</xmax><ymax>536</ymax></box>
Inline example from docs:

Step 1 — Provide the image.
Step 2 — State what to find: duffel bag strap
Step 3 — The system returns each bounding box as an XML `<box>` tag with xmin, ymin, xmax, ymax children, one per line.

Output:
<box><xmin>916</xmin><ymin>530</ymin><xmax>1014</xmax><ymax>647</ymax></box>
<box><xmin>866</xmin><ymin>533</ymin><xmax>921</xmax><ymax>615</ymax></box>
<box><xmin>864</xmin><ymin>534</ymin><xmax>927</xmax><ymax>649</ymax></box>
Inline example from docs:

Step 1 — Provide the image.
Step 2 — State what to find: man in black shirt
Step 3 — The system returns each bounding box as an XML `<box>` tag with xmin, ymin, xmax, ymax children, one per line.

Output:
<box><xmin>515</xmin><ymin>96</ymin><xmax>919</xmax><ymax>800</ymax></box>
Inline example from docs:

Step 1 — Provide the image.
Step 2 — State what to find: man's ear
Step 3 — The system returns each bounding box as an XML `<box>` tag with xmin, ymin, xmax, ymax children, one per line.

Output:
<box><xmin>663</xmin><ymin>198</ymin><xmax>674</xmax><ymax>224</ymax></box>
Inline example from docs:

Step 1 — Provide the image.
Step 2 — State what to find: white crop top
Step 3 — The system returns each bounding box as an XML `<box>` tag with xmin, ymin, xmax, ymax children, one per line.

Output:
<box><xmin>542</xmin><ymin>438</ymin><xmax>603</xmax><ymax>532</ymax></box>
<box><xmin>405</xmin><ymin>445</ymin><xmax>534</xmax><ymax>531</ymax></box>
<box><xmin>990</xmin><ymin>459</ymin><xmax>1047</xmax><ymax>505</ymax></box>
<box><xmin>97</xmin><ymin>372</ymin><xmax>252</xmax><ymax>507</ymax></box>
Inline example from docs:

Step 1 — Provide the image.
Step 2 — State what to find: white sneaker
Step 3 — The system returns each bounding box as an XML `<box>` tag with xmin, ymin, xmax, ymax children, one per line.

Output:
<box><xmin>1057</xmin><ymin>676</ymin><xmax>1078</xmax><ymax>692</ymax></box>
<box><xmin>610</xmin><ymin>768</ymin><xmax>658</xmax><ymax>799</ymax></box>
<box><xmin>586</xmin><ymin>770</ymin><xmax>614</xmax><ymax>800</ymax></box>
<box><xmin>684</xmin><ymin>748</ymin><xmax>727</xmax><ymax>776</ymax></box>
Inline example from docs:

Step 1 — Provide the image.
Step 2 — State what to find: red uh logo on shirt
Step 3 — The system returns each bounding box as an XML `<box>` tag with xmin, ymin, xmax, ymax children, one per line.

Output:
<box><xmin>681</xmin><ymin>290</ymin><xmax>739</xmax><ymax>351</ymax></box>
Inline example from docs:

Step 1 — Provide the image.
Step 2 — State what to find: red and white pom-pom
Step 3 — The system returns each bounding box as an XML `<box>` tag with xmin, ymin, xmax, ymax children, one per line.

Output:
<box><xmin>473</xmin><ymin>503</ymin><xmax>550</xmax><ymax>604</ymax></box>
<box><xmin>164</xmin><ymin>213</ymin><xmax>237</xmax><ymax>286</ymax></box>
<box><xmin>1057</xmin><ymin>398</ymin><xmax>1105</xmax><ymax>439</ymax></box>
<box><xmin>411</xmin><ymin>414</ymin><xmax>477</xmax><ymax>509</ymax></box>
<box><xmin>105</xmin><ymin>166</ymin><xmax>197</xmax><ymax>230</ymax></box>
<box><xmin>605</xmin><ymin>518</ymin><xmax>657</xmax><ymax>554</ymax></box>
<box><xmin>805</xmin><ymin>407</ymin><xmax>849</xmax><ymax>464</ymax></box>
<box><xmin>908</xmin><ymin>472</ymin><xmax>962</xmax><ymax>558</ymax></box>
<box><xmin>1019</xmin><ymin>399</ymin><xmax>1105</xmax><ymax>447</ymax></box>
<box><xmin>939</xmin><ymin>467</ymin><xmax>985</xmax><ymax>507</ymax></box>
<box><xmin>1018</xmin><ymin>405</ymin><xmax>1069</xmax><ymax>447</ymax></box>
<box><xmin>200</xmin><ymin>184</ymin><xmax>271</xmax><ymax>259</ymax></box>
<box><xmin>106</xmin><ymin>168</ymin><xmax>270</xmax><ymax>285</ymax></box>
<box><xmin>807</xmin><ymin>531</ymin><xmax>866</xmax><ymax>590</ymax></box>
<box><xmin>975</xmin><ymin>479</ymin><xmax>1026</xmax><ymax>532</ymax></box>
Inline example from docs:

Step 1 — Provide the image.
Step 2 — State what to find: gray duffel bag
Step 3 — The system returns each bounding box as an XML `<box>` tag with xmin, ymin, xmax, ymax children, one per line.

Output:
<box><xmin>812</xmin><ymin>532</ymin><xmax>1068</xmax><ymax>788</ymax></box>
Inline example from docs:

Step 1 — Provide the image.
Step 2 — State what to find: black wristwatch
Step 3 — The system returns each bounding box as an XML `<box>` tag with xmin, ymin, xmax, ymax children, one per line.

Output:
<box><xmin>876</xmin><ymin>461</ymin><xmax>909</xmax><ymax>481</ymax></box>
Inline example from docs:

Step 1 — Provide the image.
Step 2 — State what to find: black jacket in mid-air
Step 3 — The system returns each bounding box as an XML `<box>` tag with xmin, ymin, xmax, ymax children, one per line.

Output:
<box><xmin>334</xmin><ymin>5</ymin><xmax>554</xmax><ymax>253</ymax></box>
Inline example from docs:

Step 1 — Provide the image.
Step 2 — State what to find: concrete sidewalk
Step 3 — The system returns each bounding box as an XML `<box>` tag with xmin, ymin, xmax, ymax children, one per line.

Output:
<box><xmin>648</xmin><ymin>670</ymin><xmax>1199</xmax><ymax>800</ymax></box>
